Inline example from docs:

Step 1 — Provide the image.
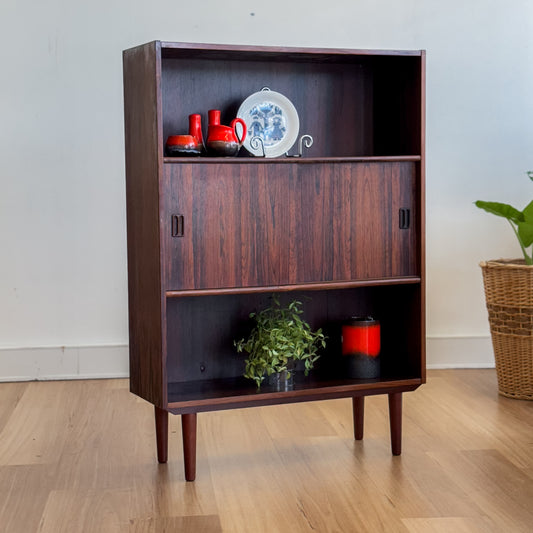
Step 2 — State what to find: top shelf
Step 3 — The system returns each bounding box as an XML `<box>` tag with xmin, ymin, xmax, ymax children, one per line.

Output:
<box><xmin>158</xmin><ymin>41</ymin><xmax>424</xmax><ymax>62</ymax></box>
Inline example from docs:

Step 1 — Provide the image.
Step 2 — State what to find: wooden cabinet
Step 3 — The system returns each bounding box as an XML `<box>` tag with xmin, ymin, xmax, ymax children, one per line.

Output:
<box><xmin>123</xmin><ymin>41</ymin><xmax>425</xmax><ymax>481</ymax></box>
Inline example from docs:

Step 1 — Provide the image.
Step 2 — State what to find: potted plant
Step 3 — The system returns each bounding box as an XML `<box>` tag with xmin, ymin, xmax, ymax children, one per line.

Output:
<box><xmin>475</xmin><ymin>171</ymin><xmax>533</xmax><ymax>400</ymax></box>
<box><xmin>234</xmin><ymin>296</ymin><xmax>327</xmax><ymax>389</ymax></box>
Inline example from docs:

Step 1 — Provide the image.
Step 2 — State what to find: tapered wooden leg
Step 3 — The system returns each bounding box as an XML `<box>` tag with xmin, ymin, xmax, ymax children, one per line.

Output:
<box><xmin>352</xmin><ymin>396</ymin><xmax>365</xmax><ymax>440</ymax></box>
<box><xmin>155</xmin><ymin>406</ymin><xmax>168</xmax><ymax>464</ymax></box>
<box><xmin>182</xmin><ymin>413</ymin><xmax>197</xmax><ymax>481</ymax></box>
<box><xmin>388</xmin><ymin>392</ymin><xmax>402</xmax><ymax>456</ymax></box>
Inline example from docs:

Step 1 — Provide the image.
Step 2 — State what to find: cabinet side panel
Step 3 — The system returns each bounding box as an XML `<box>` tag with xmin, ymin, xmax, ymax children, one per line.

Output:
<box><xmin>419</xmin><ymin>52</ymin><xmax>427</xmax><ymax>382</ymax></box>
<box><xmin>123</xmin><ymin>43</ymin><xmax>164</xmax><ymax>406</ymax></box>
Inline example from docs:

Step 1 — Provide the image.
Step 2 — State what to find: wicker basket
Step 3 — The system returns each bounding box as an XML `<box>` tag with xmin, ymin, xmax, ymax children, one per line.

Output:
<box><xmin>480</xmin><ymin>259</ymin><xmax>533</xmax><ymax>400</ymax></box>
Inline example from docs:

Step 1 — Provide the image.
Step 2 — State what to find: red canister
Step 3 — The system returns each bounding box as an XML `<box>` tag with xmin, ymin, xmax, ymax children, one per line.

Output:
<box><xmin>342</xmin><ymin>317</ymin><xmax>380</xmax><ymax>378</ymax></box>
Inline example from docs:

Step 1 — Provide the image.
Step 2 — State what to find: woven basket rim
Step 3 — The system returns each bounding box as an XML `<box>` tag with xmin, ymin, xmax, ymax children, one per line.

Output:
<box><xmin>480</xmin><ymin>258</ymin><xmax>533</xmax><ymax>270</ymax></box>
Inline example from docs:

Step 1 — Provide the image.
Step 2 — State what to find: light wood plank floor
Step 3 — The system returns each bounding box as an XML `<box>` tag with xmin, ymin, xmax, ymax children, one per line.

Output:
<box><xmin>0</xmin><ymin>369</ymin><xmax>532</xmax><ymax>532</ymax></box>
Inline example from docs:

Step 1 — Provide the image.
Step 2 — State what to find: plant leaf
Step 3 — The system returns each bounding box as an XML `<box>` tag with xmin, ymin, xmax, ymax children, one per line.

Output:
<box><xmin>518</xmin><ymin>220</ymin><xmax>533</xmax><ymax>247</ymax></box>
<box><xmin>522</xmin><ymin>199</ymin><xmax>533</xmax><ymax>220</ymax></box>
<box><xmin>518</xmin><ymin>200</ymin><xmax>533</xmax><ymax>247</ymax></box>
<box><xmin>475</xmin><ymin>201</ymin><xmax>524</xmax><ymax>224</ymax></box>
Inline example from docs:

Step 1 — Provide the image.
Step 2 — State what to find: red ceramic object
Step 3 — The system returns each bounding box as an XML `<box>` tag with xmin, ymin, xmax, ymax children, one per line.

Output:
<box><xmin>342</xmin><ymin>317</ymin><xmax>381</xmax><ymax>379</ymax></box>
<box><xmin>208</xmin><ymin>109</ymin><xmax>221</xmax><ymax>126</ymax></box>
<box><xmin>230</xmin><ymin>118</ymin><xmax>246</xmax><ymax>144</ymax></box>
<box><xmin>166</xmin><ymin>135</ymin><xmax>196</xmax><ymax>148</ymax></box>
<box><xmin>165</xmin><ymin>134</ymin><xmax>202</xmax><ymax>156</ymax></box>
<box><xmin>188</xmin><ymin>113</ymin><xmax>204</xmax><ymax>148</ymax></box>
<box><xmin>206</xmin><ymin>117</ymin><xmax>247</xmax><ymax>156</ymax></box>
<box><xmin>207</xmin><ymin>125</ymin><xmax>238</xmax><ymax>143</ymax></box>
<box><xmin>342</xmin><ymin>318</ymin><xmax>380</xmax><ymax>357</ymax></box>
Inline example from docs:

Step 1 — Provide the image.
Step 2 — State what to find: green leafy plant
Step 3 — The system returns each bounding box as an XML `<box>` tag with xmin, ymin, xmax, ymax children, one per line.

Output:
<box><xmin>475</xmin><ymin>171</ymin><xmax>533</xmax><ymax>265</ymax></box>
<box><xmin>234</xmin><ymin>296</ymin><xmax>327</xmax><ymax>388</ymax></box>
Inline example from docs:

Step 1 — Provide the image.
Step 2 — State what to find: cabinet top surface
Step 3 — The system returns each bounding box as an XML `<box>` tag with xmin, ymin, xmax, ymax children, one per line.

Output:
<box><xmin>124</xmin><ymin>40</ymin><xmax>425</xmax><ymax>59</ymax></box>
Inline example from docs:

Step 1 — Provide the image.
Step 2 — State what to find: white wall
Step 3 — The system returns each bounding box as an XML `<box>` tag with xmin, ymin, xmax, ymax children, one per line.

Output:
<box><xmin>1</xmin><ymin>0</ymin><xmax>532</xmax><ymax>379</ymax></box>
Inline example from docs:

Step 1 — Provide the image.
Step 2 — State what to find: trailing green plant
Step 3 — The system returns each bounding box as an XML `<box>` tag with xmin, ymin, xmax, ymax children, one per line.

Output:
<box><xmin>234</xmin><ymin>296</ymin><xmax>327</xmax><ymax>388</ymax></box>
<box><xmin>475</xmin><ymin>171</ymin><xmax>533</xmax><ymax>265</ymax></box>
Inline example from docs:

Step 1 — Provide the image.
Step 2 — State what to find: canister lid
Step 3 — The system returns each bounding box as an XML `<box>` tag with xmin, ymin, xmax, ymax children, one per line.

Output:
<box><xmin>345</xmin><ymin>316</ymin><xmax>379</xmax><ymax>326</ymax></box>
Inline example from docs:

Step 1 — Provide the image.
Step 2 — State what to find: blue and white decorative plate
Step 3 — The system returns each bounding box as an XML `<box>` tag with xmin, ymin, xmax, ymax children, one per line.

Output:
<box><xmin>237</xmin><ymin>88</ymin><xmax>299</xmax><ymax>158</ymax></box>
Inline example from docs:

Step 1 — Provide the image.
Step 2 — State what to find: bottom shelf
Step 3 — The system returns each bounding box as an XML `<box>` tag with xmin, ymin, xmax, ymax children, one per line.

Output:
<box><xmin>167</xmin><ymin>373</ymin><xmax>422</xmax><ymax>413</ymax></box>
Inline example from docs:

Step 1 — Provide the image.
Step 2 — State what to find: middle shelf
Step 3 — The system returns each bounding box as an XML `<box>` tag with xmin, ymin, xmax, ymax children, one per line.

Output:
<box><xmin>166</xmin><ymin>276</ymin><xmax>421</xmax><ymax>298</ymax></box>
<box><xmin>163</xmin><ymin>155</ymin><xmax>422</xmax><ymax>164</ymax></box>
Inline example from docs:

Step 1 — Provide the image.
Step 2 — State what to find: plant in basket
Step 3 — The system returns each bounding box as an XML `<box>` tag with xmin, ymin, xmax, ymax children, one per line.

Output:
<box><xmin>475</xmin><ymin>171</ymin><xmax>533</xmax><ymax>400</ymax></box>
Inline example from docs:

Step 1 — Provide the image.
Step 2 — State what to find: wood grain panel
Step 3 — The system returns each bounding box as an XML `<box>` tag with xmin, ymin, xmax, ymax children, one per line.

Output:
<box><xmin>163</xmin><ymin>163</ymin><xmax>291</xmax><ymax>290</ymax></box>
<box><xmin>289</xmin><ymin>164</ymin><xmax>335</xmax><ymax>282</ymax></box>
<box><xmin>290</xmin><ymin>162</ymin><xmax>417</xmax><ymax>283</ymax></box>
<box><xmin>417</xmin><ymin>52</ymin><xmax>427</xmax><ymax>382</ymax></box>
<box><xmin>164</xmin><ymin>161</ymin><xmax>416</xmax><ymax>290</ymax></box>
<box><xmin>123</xmin><ymin>42</ymin><xmax>165</xmax><ymax>407</ymax></box>
<box><xmin>351</xmin><ymin>163</ymin><xmax>389</xmax><ymax>278</ymax></box>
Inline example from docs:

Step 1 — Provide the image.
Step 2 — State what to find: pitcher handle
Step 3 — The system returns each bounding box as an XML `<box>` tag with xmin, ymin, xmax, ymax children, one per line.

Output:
<box><xmin>230</xmin><ymin>118</ymin><xmax>247</xmax><ymax>145</ymax></box>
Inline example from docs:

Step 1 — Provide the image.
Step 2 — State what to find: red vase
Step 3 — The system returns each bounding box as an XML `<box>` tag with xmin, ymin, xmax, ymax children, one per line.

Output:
<box><xmin>342</xmin><ymin>317</ymin><xmax>380</xmax><ymax>378</ymax></box>
<box><xmin>188</xmin><ymin>113</ymin><xmax>204</xmax><ymax>153</ymax></box>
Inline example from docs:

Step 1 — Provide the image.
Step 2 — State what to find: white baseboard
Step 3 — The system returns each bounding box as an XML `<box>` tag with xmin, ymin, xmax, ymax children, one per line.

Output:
<box><xmin>426</xmin><ymin>336</ymin><xmax>495</xmax><ymax>369</ymax></box>
<box><xmin>0</xmin><ymin>336</ymin><xmax>495</xmax><ymax>382</ymax></box>
<box><xmin>0</xmin><ymin>345</ymin><xmax>129</xmax><ymax>382</ymax></box>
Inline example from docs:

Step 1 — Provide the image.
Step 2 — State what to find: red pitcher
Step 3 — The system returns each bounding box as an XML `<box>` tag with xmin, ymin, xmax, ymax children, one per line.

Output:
<box><xmin>206</xmin><ymin>109</ymin><xmax>247</xmax><ymax>156</ymax></box>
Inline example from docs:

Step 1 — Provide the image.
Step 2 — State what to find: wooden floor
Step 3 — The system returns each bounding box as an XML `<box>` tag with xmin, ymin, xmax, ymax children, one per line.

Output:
<box><xmin>0</xmin><ymin>369</ymin><xmax>532</xmax><ymax>532</ymax></box>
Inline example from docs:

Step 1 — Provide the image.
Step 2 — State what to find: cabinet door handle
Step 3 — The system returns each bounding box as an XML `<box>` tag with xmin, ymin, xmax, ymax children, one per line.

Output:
<box><xmin>399</xmin><ymin>208</ymin><xmax>410</xmax><ymax>229</ymax></box>
<box><xmin>171</xmin><ymin>215</ymin><xmax>184</xmax><ymax>237</ymax></box>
